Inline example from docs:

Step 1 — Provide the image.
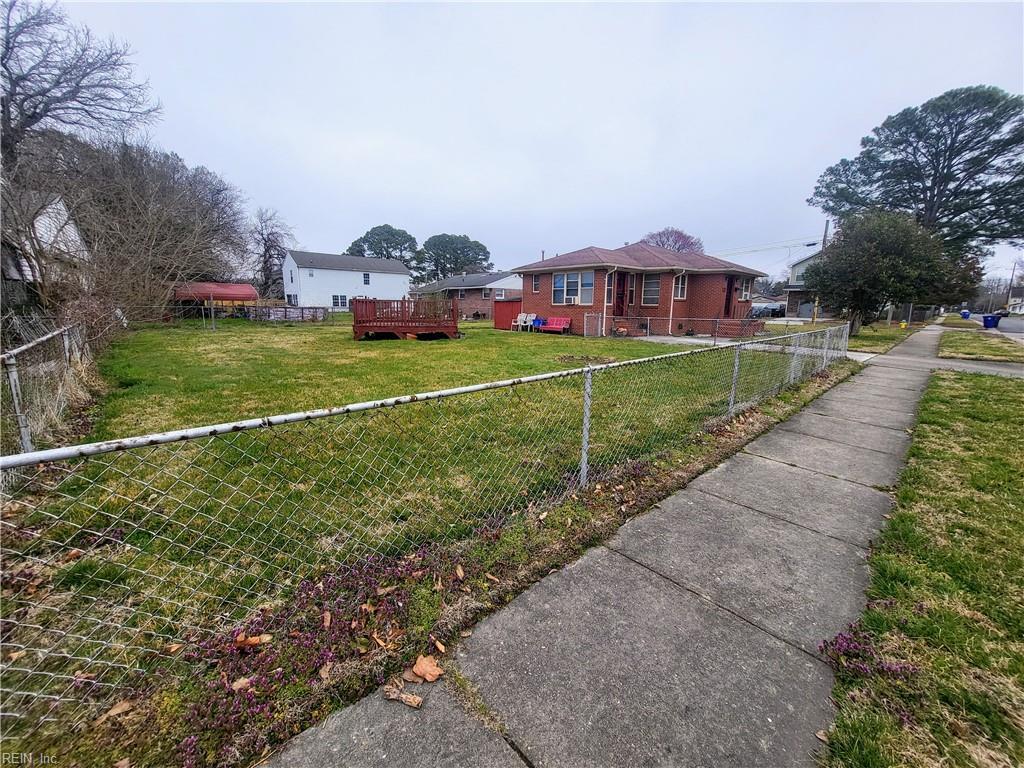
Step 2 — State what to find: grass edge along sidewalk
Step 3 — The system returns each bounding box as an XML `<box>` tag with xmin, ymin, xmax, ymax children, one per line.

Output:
<box><xmin>4</xmin><ymin>352</ymin><xmax>856</xmax><ymax>767</ymax></box>
<box><xmin>937</xmin><ymin>329</ymin><xmax>1024</xmax><ymax>364</ymax></box>
<box><xmin>819</xmin><ymin>371</ymin><xmax>1024</xmax><ymax>768</ymax></box>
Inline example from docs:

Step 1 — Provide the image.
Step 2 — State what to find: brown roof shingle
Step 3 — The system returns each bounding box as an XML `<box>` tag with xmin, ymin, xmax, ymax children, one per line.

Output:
<box><xmin>514</xmin><ymin>242</ymin><xmax>764</xmax><ymax>276</ymax></box>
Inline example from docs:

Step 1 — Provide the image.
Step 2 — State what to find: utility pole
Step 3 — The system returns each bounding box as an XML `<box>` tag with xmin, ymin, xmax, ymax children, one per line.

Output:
<box><xmin>1006</xmin><ymin>261</ymin><xmax>1017</xmax><ymax>309</ymax></box>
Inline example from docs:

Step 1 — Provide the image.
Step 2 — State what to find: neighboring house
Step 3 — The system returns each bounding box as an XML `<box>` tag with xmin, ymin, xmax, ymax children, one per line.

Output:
<box><xmin>282</xmin><ymin>250</ymin><xmax>411</xmax><ymax>309</ymax></box>
<box><xmin>410</xmin><ymin>271</ymin><xmax>522</xmax><ymax>319</ymax></box>
<box><xmin>514</xmin><ymin>242</ymin><xmax>765</xmax><ymax>335</ymax></box>
<box><xmin>783</xmin><ymin>252</ymin><xmax>834</xmax><ymax>319</ymax></box>
<box><xmin>2</xmin><ymin>194</ymin><xmax>91</xmax><ymax>309</ymax></box>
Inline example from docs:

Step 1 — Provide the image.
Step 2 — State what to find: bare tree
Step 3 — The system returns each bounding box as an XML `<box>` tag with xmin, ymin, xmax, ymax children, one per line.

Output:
<box><xmin>642</xmin><ymin>226</ymin><xmax>705</xmax><ymax>254</ymax></box>
<box><xmin>247</xmin><ymin>208</ymin><xmax>292</xmax><ymax>299</ymax></box>
<box><xmin>1</xmin><ymin>0</ymin><xmax>158</xmax><ymax>167</ymax></box>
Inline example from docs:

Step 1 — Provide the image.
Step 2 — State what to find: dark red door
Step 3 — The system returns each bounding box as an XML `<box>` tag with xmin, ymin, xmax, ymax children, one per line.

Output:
<box><xmin>724</xmin><ymin>276</ymin><xmax>735</xmax><ymax>317</ymax></box>
<box><xmin>613</xmin><ymin>273</ymin><xmax>627</xmax><ymax>316</ymax></box>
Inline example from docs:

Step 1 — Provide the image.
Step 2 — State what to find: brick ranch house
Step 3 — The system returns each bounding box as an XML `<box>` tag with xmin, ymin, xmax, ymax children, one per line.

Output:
<box><xmin>410</xmin><ymin>271</ymin><xmax>522</xmax><ymax>319</ymax></box>
<box><xmin>514</xmin><ymin>242</ymin><xmax>766</xmax><ymax>336</ymax></box>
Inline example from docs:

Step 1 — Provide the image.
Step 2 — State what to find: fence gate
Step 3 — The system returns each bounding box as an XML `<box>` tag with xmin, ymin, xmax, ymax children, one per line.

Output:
<box><xmin>583</xmin><ymin>312</ymin><xmax>603</xmax><ymax>337</ymax></box>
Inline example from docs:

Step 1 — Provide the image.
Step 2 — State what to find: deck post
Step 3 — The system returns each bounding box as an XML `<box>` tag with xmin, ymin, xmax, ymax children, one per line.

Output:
<box><xmin>579</xmin><ymin>367</ymin><xmax>593</xmax><ymax>488</ymax></box>
<box><xmin>728</xmin><ymin>345</ymin><xmax>740</xmax><ymax>415</ymax></box>
<box><xmin>4</xmin><ymin>357</ymin><xmax>33</xmax><ymax>453</ymax></box>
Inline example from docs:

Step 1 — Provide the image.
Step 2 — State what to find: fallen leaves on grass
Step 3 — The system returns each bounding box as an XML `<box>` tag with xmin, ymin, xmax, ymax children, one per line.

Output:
<box><xmin>231</xmin><ymin>676</ymin><xmax>251</xmax><ymax>692</ymax></box>
<box><xmin>455</xmin><ymin>564</ymin><xmax>465</xmax><ymax>581</ymax></box>
<box><xmin>412</xmin><ymin>655</ymin><xmax>444</xmax><ymax>682</ymax></box>
<box><xmin>95</xmin><ymin>699</ymin><xmax>133</xmax><ymax>725</ymax></box>
<box><xmin>383</xmin><ymin>677</ymin><xmax>423</xmax><ymax>709</ymax></box>
<box><xmin>233</xmin><ymin>632</ymin><xmax>272</xmax><ymax>649</ymax></box>
<box><xmin>322</xmin><ymin>611</ymin><xmax>332</xmax><ymax>629</ymax></box>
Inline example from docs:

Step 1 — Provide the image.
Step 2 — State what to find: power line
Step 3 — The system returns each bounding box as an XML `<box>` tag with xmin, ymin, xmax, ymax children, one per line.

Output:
<box><xmin>714</xmin><ymin>236</ymin><xmax>820</xmax><ymax>257</ymax></box>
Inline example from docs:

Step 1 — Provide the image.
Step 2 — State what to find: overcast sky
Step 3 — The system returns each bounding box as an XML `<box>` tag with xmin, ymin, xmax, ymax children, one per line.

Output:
<box><xmin>65</xmin><ymin>1</ymin><xmax>1022</xmax><ymax>279</ymax></box>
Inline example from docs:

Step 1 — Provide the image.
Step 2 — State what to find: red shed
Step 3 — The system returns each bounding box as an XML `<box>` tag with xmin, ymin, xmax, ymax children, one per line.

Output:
<box><xmin>173</xmin><ymin>282</ymin><xmax>259</xmax><ymax>304</ymax></box>
<box><xmin>493</xmin><ymin>298</ymin><xmax>523</xmax><ymax>330</ymax></box>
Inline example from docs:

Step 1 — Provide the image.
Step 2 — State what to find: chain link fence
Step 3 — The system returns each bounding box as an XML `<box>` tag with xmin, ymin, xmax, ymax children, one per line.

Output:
<box><xmin>0</xmin><ymin>324</ymin><xmax>848</xmax><ymax>745</ymax></box>
<box><xmin>1</xmin><ymin>326</ymin><xmax>90</xmax><ymax>456</ymax></box>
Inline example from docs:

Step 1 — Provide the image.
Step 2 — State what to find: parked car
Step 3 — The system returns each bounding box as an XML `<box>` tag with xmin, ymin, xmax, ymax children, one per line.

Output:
<box><xmin>994</xmin><ymin>308</ymin><xmax>1010</xmax><ymax>317</ymax></box>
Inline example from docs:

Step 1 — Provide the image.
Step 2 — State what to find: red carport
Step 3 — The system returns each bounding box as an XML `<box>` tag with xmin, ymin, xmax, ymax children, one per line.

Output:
<box><xmin>173</xmin><ymin>282</ymin><xmax>259</xmax><ymax>303</ymax></box>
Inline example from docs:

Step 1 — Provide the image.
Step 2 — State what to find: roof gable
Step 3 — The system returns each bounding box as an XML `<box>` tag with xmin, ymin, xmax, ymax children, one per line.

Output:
<box><xmin>288</xmin><ymin>250</ymin><xmax>411</xmax><ymax>275</ymax></box>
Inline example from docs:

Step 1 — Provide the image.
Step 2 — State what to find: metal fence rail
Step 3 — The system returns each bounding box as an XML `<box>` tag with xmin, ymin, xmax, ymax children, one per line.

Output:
<box><xmin>0</xmin><ymin>324</ymin><xmax>849</xmax><ymax>744</ymax></box>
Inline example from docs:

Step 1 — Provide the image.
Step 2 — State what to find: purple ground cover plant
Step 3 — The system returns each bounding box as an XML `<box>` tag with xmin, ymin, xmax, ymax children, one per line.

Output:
<box><xmin>819</xmin><ymin>623</ymin><xmax>918</xmax><ymax>681</ymax></box>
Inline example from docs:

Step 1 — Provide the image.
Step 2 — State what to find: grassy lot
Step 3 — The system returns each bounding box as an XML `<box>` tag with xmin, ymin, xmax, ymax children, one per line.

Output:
<box><xmin>845</xmin><ymin>322</ymin><xmax>923</xmax><ymax>354</ymax></box>
<box><xmin>91</xmin><ymin>318</ymin><xmax>673</xmax><ymax>438</ymax></box>
<box><xmin>820</xmin><ymin>372</ymin><xmax>1024</xmax><ymax>768</ymax></box>
<box><xmin>938</xmin><ymin>329</ymin><xmax>1024</xmax><ymax>364</ymax></box>
<box><xmin>939</xmin><ymin>315</ymin><xmax>980</xmax><ymax>329</ymax></box>
<box><xmin>5</xmin><ymin>319</ymin><xmax>841</xmax><ymax>763</ymax></box>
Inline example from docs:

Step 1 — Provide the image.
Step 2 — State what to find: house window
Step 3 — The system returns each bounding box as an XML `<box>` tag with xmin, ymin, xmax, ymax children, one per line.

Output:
<box><xmin>641</xmin><ymin>273</ymin><xmax>661</xmax><ymax>306</ymax></box>
<box><xmin>532</xmin><ymin>274</ymin><xmax>540</xmax><ymax>293</ymax></box>
<box><xmin>363</xmin><ymin>273</ymin><xmax>370</xmax><ymax>285</ymax></box>
<box><xmin>552</xmin><ymin>273</ymin><xmax>565</xmax><ymax>304</ymax></box>
<box><xmin>482</xmin><ymin>288</ymin><xmax>491</xmax><ymax>299</ymax></box>
<box><xmin>458</xmin><ymin>289</ymin><xmax>466</xmax><ymax>300</ymax></box>
<box><xmin>308</xmin><ymin>270</ymin><xmax>314</xmax><ymax>278</ymax></box>
<box><xmin>605</xmin><ymin>273</ymin><xmax>613</xmax><ymax>305</ymax></box>
<box><xmin>332</xmin><ymin>295</ymin><xmax>348</xmax><ymax>309</ymax></box>
<box><xmin>628</xmin><ymin>274</ymin><xmax>636</xmax><ymax>305</ymax></box>
<box><xmin>286</xmin><ymin>294</ymin><xmax>298</xmax><ymax>306</ymax></box>
<box><xmin>495</xmin><ymin>288</ymin><xmax>505</xmax><ymax>300</ymax></box>
<box><xmin>289</xmin><ymin>270</ymin><xmax>294</xmax><ymax>284</ymax></box>
<box><xmin>673</xmin><ymin>274</ymin><xmax>687</xmax><ymax>300</ymax></box>
<box><xmin>551</xmin><ymin>271</ymin><xmax>594</xmax><ymax>305</ymax></box>
<box><xmin>740</xmin><ymin>277</ymin><xmax>752</xmax><ymax>301</ymax></box>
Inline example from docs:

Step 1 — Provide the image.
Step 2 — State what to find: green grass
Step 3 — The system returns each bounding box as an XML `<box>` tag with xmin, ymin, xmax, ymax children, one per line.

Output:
<box><xmin>938</xmin><ymin>329</ymin><xmax>1024</xmax><ymax>364</ymax></box>
<box><xmin>91</xmin><ymin>318</ymin><xmax>673</xmax><ymax>437</ymax></box>
<box><xmin>939</xmin><ymin>315</ymin><xmax>981</xmax><ymax>329</ymax></box>
<box><xmin>4</xmin><ymin>319</ymin><xmax>841</xmax><ymax>761</ymax></box>
<box><xmin>820</xmin><ymin>372</ymin><xmax>1024</xmax><ymax>768</ymax></box>
<box><xmin>845</xmin><ymin>322</ymin><xmax>923</xmax><ymax>354</ymax></box>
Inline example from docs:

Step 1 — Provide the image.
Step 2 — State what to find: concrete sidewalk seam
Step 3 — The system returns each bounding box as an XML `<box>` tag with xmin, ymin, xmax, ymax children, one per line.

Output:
<box><xmin>739</xmin><ymin>449</ymin><xmax>897</xmax><ymax>491</ymax></box>
<box><xmin>602</xmin><ymin>545</ymin><xmax>829</xmax><ymax>669</ymax></box>
<box><xmin>773</xmin><ymin>422</ymin><xmax>911</xmax><ymax>457</ymax></box>
<box><xmin>685</xmin><ymin>486</ymin><xmax>872</xmax><ymax>552</ymax></box>
<box><xmin>776</xmin><ymin>409</ymin><xmax>912</xmax><ymax>436</ymax></box>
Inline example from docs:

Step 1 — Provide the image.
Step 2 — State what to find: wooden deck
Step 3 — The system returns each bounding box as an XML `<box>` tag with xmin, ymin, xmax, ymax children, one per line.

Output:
<box><xmin>352</xmin><ymin>298</ymin><xmax>459</xmax><ymax>340</ymax></box>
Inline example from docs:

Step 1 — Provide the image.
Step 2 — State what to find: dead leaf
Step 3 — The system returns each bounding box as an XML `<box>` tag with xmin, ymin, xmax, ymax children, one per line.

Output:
<box><xmin>322</xmin><ymin>611</ymin><xmax>332</xmax><ymax>629</ymax></box>
<box><xmin>318</xmin><ymin>663</ymin><xmax>333</xmax><ymax>682</ymax></box>
<box><xmin>815</xmin><ymin>730</ymin><xmax>829</xmax><ymax>744</ymax></box>
<box><xmin>74</xmin><ymin>671</ymin><xmax>96</xmax><ymax>681</ymax></box>
<box><xmin>538</xmin><ymin>511</ymin><xmax>548</xmax><ymax>522</ymax></box>
<box><xmin>63</xmin><ymin>548</ymin><xmax>84</xmax><ymax>562</ymax></box>
<box><xmin>233</xmin><ymin>632</ymin><xmax>271</xmax><ymax>648</ymax></box>
<box><xmin>376</xmin><ymin>585</ymin><xmax>397</xmax><ymax>596</ymax></box>
<box><xmin>413</xmin><ymin>654</ymin><xmax>444</xmax><ymax>682</ymax></box>
<box><xmin>401</xmin><ymin>668</ymin><xmax>425</xmax><ymax>684</ymax></box>
<box><xmin>95</xmin><ymin>699</ymin><xmax>134</xmax><ymax>725</ymax></box>
<box><xmin>433</xmin><ymin>574</ymin><xmax>443</xmax><ymax>592</ymax></box>
<box><xmin>398</xmin><ymin>691</ymin><xmax>423</xmax><ymax>709</ymax></box>
<box><xmin>455</xmin><ymin>564</ymin><xmax>465</xmax><ymax>581</ymax></box>
<box><xmin>231</xmin><ymin>676</ymin><xmax>251</xmax><ymax>692</ymax></box>
<box><xmin>484</xmin><ymin>573</ymin><xmax>499</xmax><ymax>583</ymax></box>
<box><xmin>114</xmin><ymin>759</ymin><xmax>131</xmax><ymax>768</ymax></box>
<box><xmin>164</xmin><ymin>643</ymin><xmax>184</xmax><ymax>655</ymax></box>
<box><xmin>7</xmin><ymin>650</ymin><xmax>26</xmax><ymax>662</ymax></box>
<box><xmin>434</xmin><ymin>638</ymin><xmax>447</xmax><ymax>654</ymax></box>
<box><xmin>459</xmin><ymin>630</ymin><xmax>473</xmax><ymax>638</ymax></box>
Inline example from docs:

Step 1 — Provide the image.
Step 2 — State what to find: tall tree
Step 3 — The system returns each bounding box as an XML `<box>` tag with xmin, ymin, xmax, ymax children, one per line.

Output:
<box><xmin>346</xmin><ymin>224</ymin><xmax>417</xmax><ymax>266</ymax></box>
<box><xmin>809</xmin><ymin>86</ymin><xmax>1024</xmax><ymax>263</ymax></box>
<box><xmin>247</xmin><ymin>208</ymin><xmax>293</xmax><ymax>299</ymax></box>
<box><xmin>0</xmin><ymin>0</ymin><xmax>158</xmax><ymax>167</ymax></box>
<box><xmin>642</xmin><ymin>226</ymin><xmax>704</xmax><ymax>253</ymax></box>
<box><xmin>413</xmin><ymin>234</ymin><xmax>492</xmax><ymax>282</ymax></box>
<box><xmin>802</xmin><ymin>211</ymin><xmax>946</xmax><ymax>334</ymax></box>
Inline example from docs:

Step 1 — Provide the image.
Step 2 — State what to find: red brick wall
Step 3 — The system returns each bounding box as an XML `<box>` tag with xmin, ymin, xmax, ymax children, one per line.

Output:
<box><xmin>520</xmin><ymin>269</ymin><xmax>753</xmax><ymax>335</ymax></box>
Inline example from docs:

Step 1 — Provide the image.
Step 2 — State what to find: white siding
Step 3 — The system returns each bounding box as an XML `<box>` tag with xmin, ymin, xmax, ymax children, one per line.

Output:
<box><xmin>282</xmin><ymin>254</ymin><xmax>410</xmax><ymax>307</ymax></box>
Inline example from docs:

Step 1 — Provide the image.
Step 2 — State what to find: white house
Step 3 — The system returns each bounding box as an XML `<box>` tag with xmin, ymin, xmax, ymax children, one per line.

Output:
<box><xmin>282</xmin><ymin>250</ymin><xmax>412</xmax><ymax>309</ymax></box>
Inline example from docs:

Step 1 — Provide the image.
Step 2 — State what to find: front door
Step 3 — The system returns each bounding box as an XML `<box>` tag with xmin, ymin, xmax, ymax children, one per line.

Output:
<box><xmin>613</xmin><ymin>273</ymin><xmax>627</xmax><ymax>316</ymax></box>
<box><xmin>724</xmin><ymin>275</ymin><xmax>735</xmax><ymax>317</ymax></box>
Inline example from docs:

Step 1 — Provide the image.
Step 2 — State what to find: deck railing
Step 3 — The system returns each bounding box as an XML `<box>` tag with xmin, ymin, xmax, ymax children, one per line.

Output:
<box><xmin>352</xmin><ymin>298</ymin><xmax>457</xmax><ymax>326</ymax></box>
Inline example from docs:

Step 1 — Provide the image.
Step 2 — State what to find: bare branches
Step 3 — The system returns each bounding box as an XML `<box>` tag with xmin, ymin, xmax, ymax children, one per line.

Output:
<box><xmin>1</xmin><ymin>0</ymin><xmax>159</xmax><ymax>165</ymax></box>
<box><xmin>642</xmin><ymin>227</ymin><xmax>705</xmax><ymax>254</ymax></box>
<box><xmin>246</xmin><ymin>208</ymin><xmax>293</xmax><ymax>299</ymax></box>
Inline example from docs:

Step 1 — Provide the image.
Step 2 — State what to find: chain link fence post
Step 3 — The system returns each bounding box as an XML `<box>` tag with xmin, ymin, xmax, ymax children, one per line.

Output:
<box><xmin>820</xmin><ymin>326</ymin><xmax>832</xmax><ymax>370</ymax></box>
<box><xmin>579</xmin><ymin>366</ymin><xmax>592</xmax><ymax>488</ymax></box>
<box><xmin>728</xmin><ymin>344</ymin><xmax>740</xmax><ymax>414</ymax></box>
<box><xmin>3</xmin><ymin>356</ymin><xmax>34</xmax><ymax>453</ymax></box>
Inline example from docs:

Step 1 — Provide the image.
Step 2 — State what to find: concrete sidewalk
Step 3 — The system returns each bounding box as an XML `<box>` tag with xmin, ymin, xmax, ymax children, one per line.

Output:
<box><xmin>866</xmin><ymin>323</ymin><xmax>1023</xmax><ymax>377</ymax></box>
<box><xmin>267</xmin><ymin>358</ymin><xmax>930</xmax><ymax>768</ymax></box>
